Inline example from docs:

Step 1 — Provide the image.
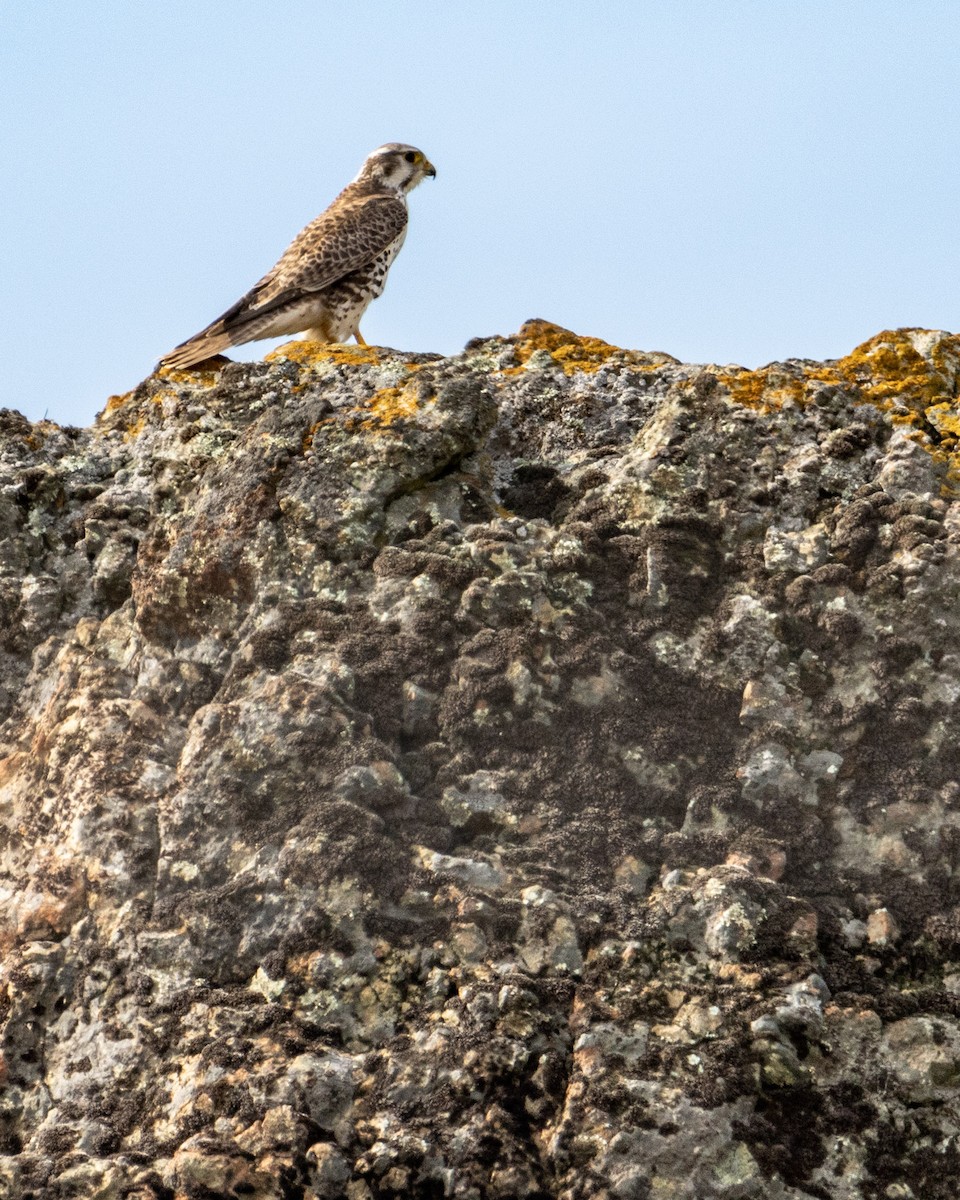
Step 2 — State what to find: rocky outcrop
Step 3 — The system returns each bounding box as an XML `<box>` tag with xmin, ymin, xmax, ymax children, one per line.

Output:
<box><xmin>1</xmin><ymin>321</ymin><xmax>960</xmax><ymax>1198</ymax></box>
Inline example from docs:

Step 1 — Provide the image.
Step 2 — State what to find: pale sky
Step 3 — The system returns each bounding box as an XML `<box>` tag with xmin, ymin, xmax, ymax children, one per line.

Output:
<box><xmin>3</xmin><ymin>1</ymin><xmax>958</xmax><ymax>426</ymax></box>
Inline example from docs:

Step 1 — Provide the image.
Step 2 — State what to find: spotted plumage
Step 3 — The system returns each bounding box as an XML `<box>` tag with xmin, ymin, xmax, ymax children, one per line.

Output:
<box><xmin>159</xmin><ymin>143</ymin><xmax>436</xmax><ymax>370</ymax></box>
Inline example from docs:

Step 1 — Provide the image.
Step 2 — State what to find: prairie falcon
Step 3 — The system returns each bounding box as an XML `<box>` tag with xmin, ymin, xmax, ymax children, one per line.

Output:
<box><xmin>159</xmin><ymin>143</ymin><xmax>436</xmax><ymax>370</ymax></box>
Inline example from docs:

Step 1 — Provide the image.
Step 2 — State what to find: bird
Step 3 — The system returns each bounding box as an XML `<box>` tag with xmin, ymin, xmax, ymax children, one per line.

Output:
<box><xmin>158</xmin><ymin>143</ymin><xmax>436</xmax><ymax>370</ymax></box>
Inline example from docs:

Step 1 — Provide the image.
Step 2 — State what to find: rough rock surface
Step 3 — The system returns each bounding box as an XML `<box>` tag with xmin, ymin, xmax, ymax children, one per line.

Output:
<box><xmin>2</xmin><ymin>321</ymin><xmax>960</xmax><ymax>1199</ymax></box>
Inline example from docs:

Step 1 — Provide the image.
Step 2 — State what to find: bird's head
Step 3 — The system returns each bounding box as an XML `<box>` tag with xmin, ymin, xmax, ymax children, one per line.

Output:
<box><xmin>358</xmin><ymin>144</ymin><xmax>436</xmax><ymax>194</ymax></box>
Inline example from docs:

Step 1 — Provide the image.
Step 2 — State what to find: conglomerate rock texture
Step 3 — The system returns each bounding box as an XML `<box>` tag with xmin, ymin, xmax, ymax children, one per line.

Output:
<box><xmin>2</xmin><ymin>321</ymin><xmax>960</xmax><ymax>1199</ymax></box>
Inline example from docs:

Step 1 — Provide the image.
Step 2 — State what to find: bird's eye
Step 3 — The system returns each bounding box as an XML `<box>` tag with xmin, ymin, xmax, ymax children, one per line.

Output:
<box><xmin>404</xmin><ymin>151</ymin><xmax>417</xmax><ymax>163</ymax></box>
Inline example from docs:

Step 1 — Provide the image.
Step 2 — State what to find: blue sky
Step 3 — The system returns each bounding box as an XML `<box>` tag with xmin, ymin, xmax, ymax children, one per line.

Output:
<box><xmin>3</xmin><ymin>1</ymin><xmax>959</xmax><ymax>426</ymax></box>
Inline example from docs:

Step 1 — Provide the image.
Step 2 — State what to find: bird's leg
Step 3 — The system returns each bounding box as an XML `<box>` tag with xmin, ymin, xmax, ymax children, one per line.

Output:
<box><xmin>353</xmin><ymin>328</ymin><xmax>368</xmax><ymax>346</ymax></box>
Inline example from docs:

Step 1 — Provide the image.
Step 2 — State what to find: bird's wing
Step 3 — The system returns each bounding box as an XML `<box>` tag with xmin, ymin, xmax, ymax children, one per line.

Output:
<box><xmin>159</xmin><ymin>191</ymin><xmax>409</xmax><ymax>368</ymax></box>
<box><xmin>245</xmin><ymin>193</ymin><xmax>408</xmax><ymax>318</ymax></box>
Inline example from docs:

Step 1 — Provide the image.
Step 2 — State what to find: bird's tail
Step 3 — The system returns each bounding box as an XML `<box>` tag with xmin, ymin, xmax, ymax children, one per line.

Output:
<box><xmin>158</xmin><ymin>326</ymin><xmax>236</xmax><ymax>371</ymax></box>
<box><xmin>157</xmin><ymin>283</ymin><xmax>272</xmax><ymax>371</ymax></box>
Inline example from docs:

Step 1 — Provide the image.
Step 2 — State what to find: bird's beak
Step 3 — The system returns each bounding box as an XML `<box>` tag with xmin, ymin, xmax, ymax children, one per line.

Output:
<box><xmin>423</xmin><ymin>159</ymin><xmax>437</xmax><ymax>178</ymax></box>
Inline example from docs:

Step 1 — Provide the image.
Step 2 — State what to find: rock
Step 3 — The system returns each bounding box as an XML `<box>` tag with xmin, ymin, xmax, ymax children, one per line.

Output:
<box><xmin>307</xmin><ymin>1142</ymin><xmax>352</xmax><ymax>1198</ymax></box>
<box><xmin>882</xmin><ymin>1017</ymin><xmax>960</xmax><ymax>1101</ymax></box>
<box><xmin>866</xmin><ymin>906</ymin><xmax>901</xmax><ymax>948</ymax></box>
<box><xmin>440</xmin><ymin>768</ymin><xmax>513</xmax><ymax>828</ymax></box>
<box><xmin>1</xmin><ymin>322</ymin><xmax>960</xmax><ymax>1196</ymax></box>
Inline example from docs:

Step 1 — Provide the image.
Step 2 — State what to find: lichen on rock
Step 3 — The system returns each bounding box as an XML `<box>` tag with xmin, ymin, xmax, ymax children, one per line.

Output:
<box><xmin>1</xmin><ymin>321</ymin><xmax>960</xmax><ymax>1197</ymax></box>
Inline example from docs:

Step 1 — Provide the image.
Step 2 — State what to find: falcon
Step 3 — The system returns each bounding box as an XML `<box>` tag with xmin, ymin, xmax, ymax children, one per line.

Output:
<box><xmin>159</xmin><ymin>143</ymin><xmax>436</xmax><ymax>370</ymax></box>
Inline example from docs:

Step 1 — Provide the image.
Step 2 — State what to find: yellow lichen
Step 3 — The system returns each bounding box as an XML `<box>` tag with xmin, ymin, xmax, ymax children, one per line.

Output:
<box><xmin>124</xmin><ymin>415</ymin><xmax>147</xmax><ymax>442</ymax></box>
<box><xmin>105</xmin><ymin>389</ymin><xmax>136</xmax><ymax>412</ymax></box>
<box><xmin>501</xmin><ymin>320</ymin><xmax>676</xmax><ymax>377</ymax></box>
<box><xmin>266</xmin><ymin>339</ymin><xmax>382</xmax><ymax>368</ymax></box>
<box><xmin>155</xmin><ymin>363</ymin><xmax>225</xmax><ymax>384</ymax></box>
<box><xmin>717</xmin><ymin>329</ymin><xmax>960</xmax><ymax>495</ymax></box>
<box><xmin>100</xmin><ymin>385</ymin><xmax>180</xmax><ymax>439</ymax></box>
<box><xmin>926</xmin><ymin>402</ymin><xmax>960</xmax><ymax>446</ymax></box>
<box><xmin>505</xmin><ymin>319</ymin><xmax>629</xmax><ymax>376</ymax></box>
<box><xmin>354</xmin><ymin>383</ymin><xmax>425</xmax><ymax>430</ymax></box>
<box><xmin>834</xmin><ymin>329</ymin><xmax>960</xmax><ymax>421</ymax></box>
<box><xmin>301</xmin><ymin>422</ymin><xmax>321</xmax><ymax>453</ymax></box>
<box><xmin>713</xmin><ymin>367</ymin><xmax>813</xmax><ymax>413</ymax></box>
